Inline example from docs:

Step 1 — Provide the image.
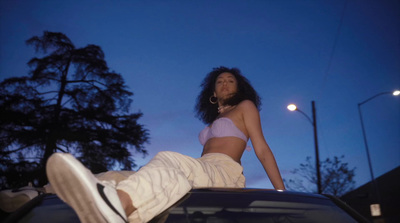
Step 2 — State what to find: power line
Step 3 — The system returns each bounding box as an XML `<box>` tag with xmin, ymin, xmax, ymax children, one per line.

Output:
<box><xmin>318</xmin><ymin>0</ymin><xmax>349</xmax><ymax>99</ymax></box>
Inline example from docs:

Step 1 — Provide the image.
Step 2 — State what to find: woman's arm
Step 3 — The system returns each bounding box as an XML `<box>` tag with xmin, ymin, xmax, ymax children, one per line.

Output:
<box><xmin>240</xmin><ymin>100</ymin><xmax>286</xmax><ymax>190</ymax></box>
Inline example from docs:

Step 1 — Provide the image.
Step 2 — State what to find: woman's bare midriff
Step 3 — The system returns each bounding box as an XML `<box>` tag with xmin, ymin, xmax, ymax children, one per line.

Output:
<box><xmin>201</xmin><ymin>137</ymin><xmax>247</xmax><ymax>163</ymax></box>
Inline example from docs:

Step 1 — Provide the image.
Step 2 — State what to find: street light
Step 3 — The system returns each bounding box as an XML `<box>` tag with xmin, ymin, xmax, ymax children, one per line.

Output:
<box><xmin>287</xmin><ymin>101</ymin><xmax>322</xmax><ymax>194</ymax></box>
<box><xmin>358</xmin><ymin>90</ymin><xmax>399</xmax><ymax>217</ymax></box>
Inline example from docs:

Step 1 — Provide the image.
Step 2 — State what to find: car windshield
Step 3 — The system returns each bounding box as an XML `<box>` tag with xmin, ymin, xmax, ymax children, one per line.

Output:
<box><xmin>154</xmin><ymin>190</ymin><xmax>359</xmax><ymax>223</ymax></box>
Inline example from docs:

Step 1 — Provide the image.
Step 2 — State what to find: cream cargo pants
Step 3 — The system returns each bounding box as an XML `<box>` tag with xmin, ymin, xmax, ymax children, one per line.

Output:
<box><xmin>116</xmin><ymin>151</ymin><xmax>246</xmax><ymax>223</ymax></box>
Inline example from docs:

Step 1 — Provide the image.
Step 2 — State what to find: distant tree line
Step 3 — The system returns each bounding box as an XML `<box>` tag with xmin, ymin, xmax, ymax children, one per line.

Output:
<box><xmin>284</xmin><ymin>155</ymin><xmax>356</xmax><ymax>196</ymax></box>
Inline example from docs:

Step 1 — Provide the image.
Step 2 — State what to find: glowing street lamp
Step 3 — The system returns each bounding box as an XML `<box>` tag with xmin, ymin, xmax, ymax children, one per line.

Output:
<box><xmin>358</xmin><ymin>90</ymin><xmax>399</xmax><ymax>217</ymax></box>
<box><xmin>287</xmin><ymin>101</ymin><xmax>322</xmax><ymax>194</ymax></box>
<box><xmin>287</xmin><ymin>104</ymin><xmax>297</xmax><ymax>111</ymax></box>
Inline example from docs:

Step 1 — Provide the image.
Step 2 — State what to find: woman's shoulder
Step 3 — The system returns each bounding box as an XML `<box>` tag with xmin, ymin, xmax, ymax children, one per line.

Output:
<box><xmin>237</xmin><ymin>100</ymin><xmax>257</xmax><ymax>109</ymax></box>
<box><xmin>236</xmin><ymin>100</ymin><xmax>259</xmax><ymax>116</ymax></box>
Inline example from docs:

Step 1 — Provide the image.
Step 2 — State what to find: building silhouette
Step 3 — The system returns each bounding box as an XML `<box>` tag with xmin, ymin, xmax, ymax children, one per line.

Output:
<box><xmin>341</xmin><ymin>166</ymin><xmax>400</xmax><ymax>223</ymax></box>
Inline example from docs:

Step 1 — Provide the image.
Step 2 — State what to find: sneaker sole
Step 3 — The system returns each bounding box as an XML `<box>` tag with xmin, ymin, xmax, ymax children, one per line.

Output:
<box><xmin>46</xmin><ymin>153</ymin><xmax>109</xmax><ymax>223</ymax></box>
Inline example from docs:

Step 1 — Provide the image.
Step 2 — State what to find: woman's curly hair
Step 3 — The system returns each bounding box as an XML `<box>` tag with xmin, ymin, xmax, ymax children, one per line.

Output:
<box><xmin>195</xmin><ymin>66</ymin><xmax>261</xmax><ymax>124</ymax></box>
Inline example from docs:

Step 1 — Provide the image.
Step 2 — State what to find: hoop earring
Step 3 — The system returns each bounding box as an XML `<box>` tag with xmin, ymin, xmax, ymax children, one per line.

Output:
<box><xmin>209</xmin><ymin>95</ymin><xmax>218</xmax><ymax>104</ymax></box>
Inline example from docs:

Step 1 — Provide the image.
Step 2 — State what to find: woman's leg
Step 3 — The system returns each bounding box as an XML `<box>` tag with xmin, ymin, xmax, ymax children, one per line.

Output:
<box><xmin>47</xmin><ymin>151</ymin><xmax>245</xmax><ymax>223</ymax></box>
<box><xmin>117</xmin><ymin>151</ymin><xmax>245</xmax><ymax>223</ymax></box>
<box><xmin>117</xmin><ymin>190</ymin><xmax>136</xmax><ymax>216</ymax></box>
<box><xmin>116</xmin><ymin>151</ymin><xmax>193</xmax><ymax>222</ymax></box>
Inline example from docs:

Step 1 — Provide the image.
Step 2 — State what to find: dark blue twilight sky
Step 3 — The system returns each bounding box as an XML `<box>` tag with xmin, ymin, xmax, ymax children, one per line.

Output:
<box><xmin>1</xmin><ymin>0</ymin><xmax>399</xmax><ymax>189</ymax></box>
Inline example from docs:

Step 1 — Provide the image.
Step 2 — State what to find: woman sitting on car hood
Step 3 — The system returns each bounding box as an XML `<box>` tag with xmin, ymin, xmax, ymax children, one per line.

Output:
<box><xmin>46</xmin><ymin>66</ymin><xmax>286</xmax><ymax>223</ymax></box>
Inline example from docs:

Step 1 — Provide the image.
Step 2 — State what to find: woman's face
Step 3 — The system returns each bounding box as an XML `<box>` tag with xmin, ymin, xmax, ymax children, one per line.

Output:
<box><xmin>214</xmin><ymin>72</ymin><xmax>238</xmax><ymax>102</ymax></box>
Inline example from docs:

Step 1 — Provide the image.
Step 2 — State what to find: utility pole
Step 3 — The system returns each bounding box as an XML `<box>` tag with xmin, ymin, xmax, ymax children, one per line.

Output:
<box><xmin>312</xmin><ymin>101</ymin><xmax>322</xmax><ymax>194</ymax></box>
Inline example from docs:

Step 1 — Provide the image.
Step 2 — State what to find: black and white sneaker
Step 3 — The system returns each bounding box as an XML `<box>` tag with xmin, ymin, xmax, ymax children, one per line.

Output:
<box><xmin>46</xmin><ymin>153</ymin><xmax>128</xmax><ymax>223</ymax></box>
